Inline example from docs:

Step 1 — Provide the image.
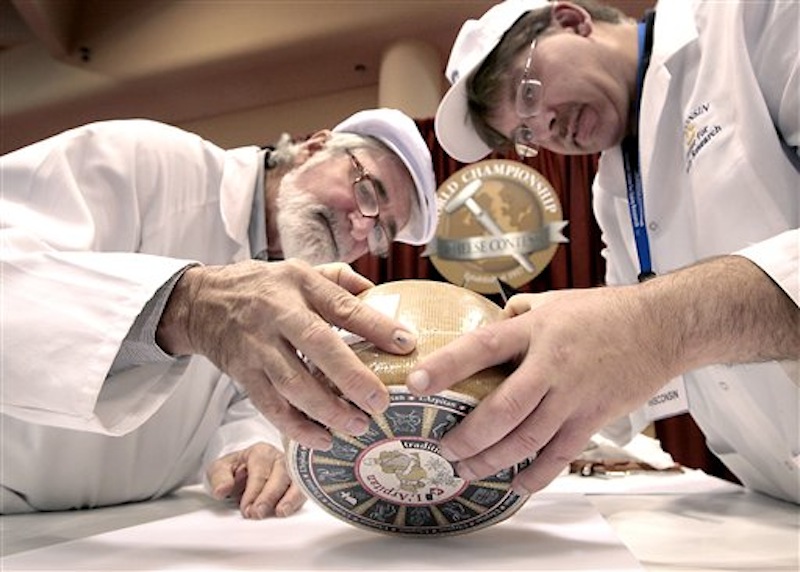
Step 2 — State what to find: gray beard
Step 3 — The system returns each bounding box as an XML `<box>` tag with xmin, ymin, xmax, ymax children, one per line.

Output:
<box><xmin>275</xmin><ymin>180</ymin><xmax>340</xmax><ymax>266</ymax></box>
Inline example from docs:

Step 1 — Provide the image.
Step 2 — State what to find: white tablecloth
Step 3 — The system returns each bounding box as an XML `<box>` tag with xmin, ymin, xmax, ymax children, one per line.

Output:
<box><xmin>2</xmin><ymin>473</ymin><xmax>798</xmax><ymax>571</ymax></box>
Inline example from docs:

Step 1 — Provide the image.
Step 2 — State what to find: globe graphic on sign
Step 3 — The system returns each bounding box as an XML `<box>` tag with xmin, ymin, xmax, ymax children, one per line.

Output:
<box><xmin>443</xmin><ymin>180</ymin><xmax>544</xmax><ymax>274</ymax></box>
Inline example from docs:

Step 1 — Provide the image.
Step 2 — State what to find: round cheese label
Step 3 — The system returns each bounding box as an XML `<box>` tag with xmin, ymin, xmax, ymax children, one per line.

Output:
<box><xmin>288</xmin><ymin>387</ymin><xmax>531</xmax><ymax>536</ymax></box>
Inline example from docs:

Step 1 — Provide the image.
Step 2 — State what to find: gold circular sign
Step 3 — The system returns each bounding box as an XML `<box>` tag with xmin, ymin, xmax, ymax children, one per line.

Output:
<box><xmin>428</xmin><ymin>160</ymin><xmax>568</xmax><ymax>294</ymax></box>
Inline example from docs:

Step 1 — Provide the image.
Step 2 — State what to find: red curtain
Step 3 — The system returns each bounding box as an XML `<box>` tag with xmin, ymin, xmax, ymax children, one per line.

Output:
<box><xmin>352</xmin><ymin>117</ymin><xmax>736</xmax><ymax>483</ymax></box>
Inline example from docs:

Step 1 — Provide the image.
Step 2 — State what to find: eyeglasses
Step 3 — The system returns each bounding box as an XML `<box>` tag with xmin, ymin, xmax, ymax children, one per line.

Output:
<box><xmin>512</xmin><ymin>36</ymin><xmax>544</xmax><ymax>158</ymax></box>
<box><xmin>346</xmin><ymin>149</ymin><xmax>391</xmax><ymax>258</ymax></box>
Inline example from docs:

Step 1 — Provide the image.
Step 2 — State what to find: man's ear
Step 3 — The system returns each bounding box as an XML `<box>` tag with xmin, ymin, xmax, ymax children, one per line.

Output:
<box><xmin>295</xmin><ymin>129</ymin><xmax>332</xmax><ymax>165</ymax></box>
<box><xmin>551</xmin><ymin>1</ymin><xmax>593</xmax><ymax>37</ymax></box>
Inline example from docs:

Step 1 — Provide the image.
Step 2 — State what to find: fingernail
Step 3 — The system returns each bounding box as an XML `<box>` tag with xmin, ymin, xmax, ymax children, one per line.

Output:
<box><xmin>366</xmin><ymin>391</ymin><xmax>389</xmax><ymax>414</ymax></box>
<box><xmin>256</xmin><ymin>504</ymin><xmax>269</xmax><ymax>519</ymax></box>
<box><xmin>276</xmin><ymin>502</ymin><xmax>296</xmax><ymax>518</ymax></box>
<box><xmin>346</xmin><ymin>416</ymin><xmax>370</xmax><ymax>435</ymax></box>
<box><xmin>439</xmin><ymin>444</ymin><xmax>457</xmax><ymax>461</ymax></box>
<box><xmin>312</xmin><ymin>435</ymin><xmax>333</xmax><ymax>451</ymax></box>
<box><xmin>393</xmin><ymin>328</ymin><xmax>416</xmax><ymax>349</ymax></box>
<box><xmin>512</xmin><ymin>483</ymin><xmax>530</xmax><ymax>497</ymax></box>
<box><xmin>407</xmin><ymin>370</ymin><xmax>430</xmax><ymax>394</ymax></box>
<box><xmin>455</xmin><ymin>463</ymin><xmax>476</xmax><ymax>482</ymax></box>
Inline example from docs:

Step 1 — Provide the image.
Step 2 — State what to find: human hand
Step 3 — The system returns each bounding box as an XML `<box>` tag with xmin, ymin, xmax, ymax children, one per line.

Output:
<box><xmin>157</xmin><ymin>259</ymin><xmax>416</xmax><ymax>450</ymax></box>
<box><xmin>405</xmin><ymin>286</ymin><xmax>677</xmax><ymax>496</ymax></box>
<box><xmin>406</xmin><ymin>255</ymin><xmax>799</xmax><ymax>495</ymax></box>
<box><xmin>207</xmin><ymin>442</ymin><xmax>306</xmax><ymax>519</ymax></box>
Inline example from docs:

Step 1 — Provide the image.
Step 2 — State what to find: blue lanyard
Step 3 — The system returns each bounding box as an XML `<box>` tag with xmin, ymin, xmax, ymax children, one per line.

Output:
<box><xmin>622</xmin><ymin>16</ymin><xmax>656</xmax><ymax>282</ymax></box>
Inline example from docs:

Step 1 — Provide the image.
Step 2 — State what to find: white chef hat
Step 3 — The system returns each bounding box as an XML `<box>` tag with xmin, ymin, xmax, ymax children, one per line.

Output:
<box><xmin>333</xmin><ymin>108</ymin><xmax>437</xmax><ymax>246</ymax></box>
<box><xmin>435</xmin><ymin>0</ymin><xmax>550</xmax><ymax>163</ymax></box>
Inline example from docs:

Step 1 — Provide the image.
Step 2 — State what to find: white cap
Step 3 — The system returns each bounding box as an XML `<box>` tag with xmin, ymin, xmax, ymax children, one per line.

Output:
<box><xmin>435</xmin><ymin>0</ymin><xmax>550</xmax><ymax>163</ymax></box>
<box><xmin>334</xmin><ymin>108</ymin><xmax>437</xmax><ymax>246</ymax></box>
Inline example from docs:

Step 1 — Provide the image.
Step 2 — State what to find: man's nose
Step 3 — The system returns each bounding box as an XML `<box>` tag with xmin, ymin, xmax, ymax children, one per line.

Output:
<box><xmin>349</xmin><ymin>212</ymin><xmax>376</xmax><ymax>241</ymax></box>
<box><xmin>526</xmin><ymin>108</ymin><xmax>557</xmax><ymax>142</ymax></box>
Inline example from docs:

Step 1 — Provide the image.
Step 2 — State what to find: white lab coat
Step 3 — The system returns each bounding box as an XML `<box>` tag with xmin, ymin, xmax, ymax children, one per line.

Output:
<box><xmin>0</xmin><ymin>119</ymin><xmax>281</xmax><ymax>512</ymax></box>
<box><xmin>594</xmin><ymin>1</ymin><xmax>799</xmax><ymax>503</ymax></box>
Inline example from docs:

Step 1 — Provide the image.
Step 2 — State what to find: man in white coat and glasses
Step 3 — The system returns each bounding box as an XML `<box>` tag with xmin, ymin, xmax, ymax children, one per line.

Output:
<box><xmin>1</xmin><ymin>108</ymin><xmax>437</xmax><ymax>517</ymax></box>
<box><xmin>409</xmin><ymin>0</ymin><xmax>799</xmax><ymax>505</ymax></box>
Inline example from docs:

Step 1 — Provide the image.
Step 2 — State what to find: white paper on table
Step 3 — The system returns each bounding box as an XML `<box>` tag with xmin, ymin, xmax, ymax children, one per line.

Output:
<box><xmin>579</xmin><ymin>434</ymin><xmax>678</xmax><ymax>470</ymax></box>
<box><xmin>1</xmin><ymin>493</ymin><xmax>642</xmax><ymax>571</ymax></box>
<box><xmin>543</xmin><ymin>468</ymin><xmax>744</xmax><ymax>495</ymax></box>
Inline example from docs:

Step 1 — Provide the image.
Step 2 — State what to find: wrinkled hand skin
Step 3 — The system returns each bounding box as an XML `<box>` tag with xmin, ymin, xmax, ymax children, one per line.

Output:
<box><xmin>207</xmin><ymin>443</ymin><xmax>306</xmax><ymax>519</ymax></box>
<box><xmin>157</xmin><ymin>259</ymin><xmax>417</xmax><ymax>450</ymax></box>
<box><xmin>406</xmin><ymin>256</ymin><xmax>799</xmax><ymax>496</ymax></box>
<box><xmin>413</xmin><ymin>286</ymin><xmax>674</xmax><ymax>497</ymax></box>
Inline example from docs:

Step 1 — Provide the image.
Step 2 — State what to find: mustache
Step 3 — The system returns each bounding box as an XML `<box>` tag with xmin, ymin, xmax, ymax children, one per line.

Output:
<box><xmin>276</xmin><ymin>193</ymin><xmax>341</xmax><ymax>264</ymax></box>
<box><xmin>555</xmin><ymin>104</ymin><xmax>580</xmax><ymax>142</ymax></box>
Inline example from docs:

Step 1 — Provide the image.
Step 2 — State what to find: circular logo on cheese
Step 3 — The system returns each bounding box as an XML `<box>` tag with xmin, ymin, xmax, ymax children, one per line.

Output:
<box><xmin>288</xmin><ymin>388</ymin><xmax>531</xmax><ymax>536</ymax></box>
<box><xmin>356</xmin><ymin>440</ymin><xmax>467</xmax><ymax>505</ymax></box>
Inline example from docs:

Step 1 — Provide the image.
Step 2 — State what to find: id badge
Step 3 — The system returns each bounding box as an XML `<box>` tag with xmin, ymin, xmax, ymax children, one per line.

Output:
<box><xmin>645</xmin><ymin>376</ymin><xmax>690</xmax><ymax>422</ymax></box>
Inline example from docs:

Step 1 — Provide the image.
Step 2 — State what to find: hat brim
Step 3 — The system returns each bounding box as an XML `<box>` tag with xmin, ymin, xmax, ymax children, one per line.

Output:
<box><xmin>374</xmin><ymin>137</ymin><xmax>432</xmax><ymax>245</ymax></box>
<box><xmin>435</xmin><ymin>77</ymin><xmax>494</xmax><ymax>164</ymax></box>
<box><xmin>434</xmin><ymin>0</ymin><xmax>551</xmax><ymax>164</ymax></box>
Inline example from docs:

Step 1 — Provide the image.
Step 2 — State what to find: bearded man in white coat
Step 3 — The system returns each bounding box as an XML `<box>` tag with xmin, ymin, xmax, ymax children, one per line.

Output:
<box><xmin>0</xmin><ymin>108</ymin><xmax>438</xmax><ymax>518</ymax></box>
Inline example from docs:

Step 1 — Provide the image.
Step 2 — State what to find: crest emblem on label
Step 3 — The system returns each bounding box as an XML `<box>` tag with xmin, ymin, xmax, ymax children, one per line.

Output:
<box><xmin>427</xmin><ymin>160</ymin><xmax>568</xmax><ymax>294</ymax></box>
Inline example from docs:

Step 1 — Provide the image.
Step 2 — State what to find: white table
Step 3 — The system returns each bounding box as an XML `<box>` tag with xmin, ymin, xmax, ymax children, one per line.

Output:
<box><xmin>2</xmin><ymin>472</ymin><xmax>798</xmax><ymax>571</ymax></box>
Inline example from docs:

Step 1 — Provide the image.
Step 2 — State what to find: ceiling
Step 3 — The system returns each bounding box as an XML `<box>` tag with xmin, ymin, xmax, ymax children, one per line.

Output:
<box><xmin>1</xmin><ymin>0</ymin><xmax>651</xmax><ymax>153</ymax></box>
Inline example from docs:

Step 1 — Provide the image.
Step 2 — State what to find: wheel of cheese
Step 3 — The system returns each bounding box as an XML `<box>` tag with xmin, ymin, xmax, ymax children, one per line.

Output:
<box><xmin>287</xmin><ymin>280</ymin><xmax>531</xmax><ymax>536</ymax></box>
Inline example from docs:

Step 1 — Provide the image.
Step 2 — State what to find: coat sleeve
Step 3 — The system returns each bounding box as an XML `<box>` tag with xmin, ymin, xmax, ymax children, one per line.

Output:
<box><xmin>0</xmin><ymin>120</ymin><xmax>226</xmax><ymax>432</ymax></box>
<box><xmin>736</xmin><ymin>230</ymin><xmax>799</xmax><ymax>307</ymax></box>
<box><xmin>735</xmin><ymin>1</ymin><xmax>799</xmax><ymax>307</ymax></box>
<box><xmin>747</xmin><ymin>0</ymin><xmax>800</xmax><ymax>153</ymax></box>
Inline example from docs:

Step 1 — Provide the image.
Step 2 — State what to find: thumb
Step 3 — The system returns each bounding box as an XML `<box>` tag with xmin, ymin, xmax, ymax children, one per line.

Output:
<box><xmin>315</xmin><ymin>263</ymin><xmax>374</xmax><ymax>295</ymax></box>
<box><xmin>207</xmin><ymin>457</ymin><xmax>237</xmax><ymax>499</ymax></box>
<box><xmin>503</xmin><ymin>291</ymin><xmax>565</xmax><ymax>318</ymax></box>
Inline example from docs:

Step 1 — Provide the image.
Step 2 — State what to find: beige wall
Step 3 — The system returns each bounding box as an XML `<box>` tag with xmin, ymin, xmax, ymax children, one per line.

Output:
<box><xmin>179</xmin><ymin>36</ymin><xmax>443</xmax><ymax>149</ymax></box>
<box><xmin>179</xmin><ymin>85</ymin><xmax>380</xmax><ymax>148</ymax></box>
<box><xmin>2</xmin><ymin>1</ymin><xmax>651</xmax><ymax>153</ymax></box>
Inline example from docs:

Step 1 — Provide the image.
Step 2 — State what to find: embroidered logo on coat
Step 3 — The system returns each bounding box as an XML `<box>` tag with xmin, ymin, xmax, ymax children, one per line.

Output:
<box><xmin>683</xmin><ymin>102</ymin><xmax>722</xmax><ymax>173</ymax></box>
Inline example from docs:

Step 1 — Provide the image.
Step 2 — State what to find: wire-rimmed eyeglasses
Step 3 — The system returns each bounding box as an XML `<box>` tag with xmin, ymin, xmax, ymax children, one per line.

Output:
<box><xmin>346</xmin><ymin>149</ymin><xmax>391</xmax><ymax>258</ymax></box>
<box><xmin>512</xmin><ymin>36</ymin><xmax>544</xmax><ymax>158</ymax></box>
